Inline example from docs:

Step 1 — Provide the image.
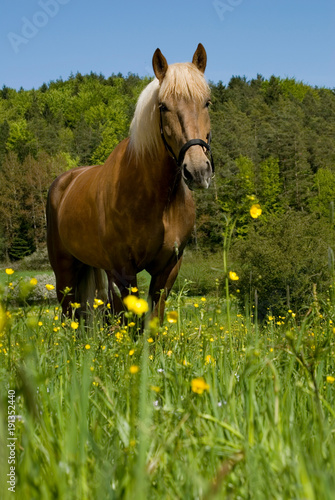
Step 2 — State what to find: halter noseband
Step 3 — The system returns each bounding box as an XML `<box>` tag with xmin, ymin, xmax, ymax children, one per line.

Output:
<box><xmin>159</xmin><ymin>107</ymin><xmax>215</xmax><ymax>175</ymax></box>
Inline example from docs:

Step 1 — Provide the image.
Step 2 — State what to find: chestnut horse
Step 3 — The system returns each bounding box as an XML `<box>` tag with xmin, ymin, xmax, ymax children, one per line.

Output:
<box><xmin>46</xmin><ymin>43</ymin><xmax>214</xmax><ymax>322</ymax></box>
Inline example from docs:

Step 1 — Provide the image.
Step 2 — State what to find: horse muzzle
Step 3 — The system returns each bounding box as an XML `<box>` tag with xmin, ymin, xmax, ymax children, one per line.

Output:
<box><xmin>179</xmin><ymin>139</ymin><xmax>214</xmax><ymax>190</ymax></box>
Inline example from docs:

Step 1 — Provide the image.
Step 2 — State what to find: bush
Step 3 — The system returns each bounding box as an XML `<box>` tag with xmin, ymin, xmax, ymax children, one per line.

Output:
<box><xmin>18</xmin><ymin>247</ymin><xmax>51</xmax><ymax>271</ymax></box>
<box><xmin>231</xmin><ymin>211</ymin><xmax>333</xmax><ymax>318</ymax></box>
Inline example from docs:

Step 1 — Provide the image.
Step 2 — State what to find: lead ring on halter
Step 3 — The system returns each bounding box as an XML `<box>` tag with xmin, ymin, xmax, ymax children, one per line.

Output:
<box><xmin>159</xmin><ymin>107</ymin><xmax>215</xmax><ymax>176</ymax></box>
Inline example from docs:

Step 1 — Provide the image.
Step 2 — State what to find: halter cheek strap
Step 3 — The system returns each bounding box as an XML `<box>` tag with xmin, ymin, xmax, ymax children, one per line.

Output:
<box><xmin>159</xmin><ymin>108</ymin><xmax>215</xmax><ymax>175</ymax></box>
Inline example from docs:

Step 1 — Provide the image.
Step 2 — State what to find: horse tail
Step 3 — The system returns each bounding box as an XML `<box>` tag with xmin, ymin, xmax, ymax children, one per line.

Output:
<box><xmin>75</xmin><ymin>265</ymin><xmax>108</xmax><ymax>309</ymax></box>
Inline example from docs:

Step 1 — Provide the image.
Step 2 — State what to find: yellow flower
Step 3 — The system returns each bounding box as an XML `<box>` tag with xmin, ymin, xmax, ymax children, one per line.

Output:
<box><xmin>147</xmin><ymin>337</ymin><xmax>154</xmax><ymax>343</ymax></box>
<box><xmin>85</xmin><ymin>344</ymin><xmax>91</xmax><ymax>350</ymax></box>
<box><xmin>0</xmin><ymin>305</ymin><xmax>7</xmax><ymax>333</ymax></box>
<box><xmin>167</xmin><ymin>311</ymin><xmax>178</xmax><ymax>323</ymax></box>
<box><xmin>229</xmin><ymin>271</ymin><xmax>239</xmax><ymax>281</ymax></box>
<box><xmin>250</xmin><ymin>204</ymin><xmax>262</xmax><ymax>219</ymax></box>
<box><xmin>129</xmin><ymin>365</ymin><xmax>139</xmax><ymax>374</ymax></box>
<box><xmin>70</xmin><ymin>302</ymin><xmax>81</xmax><ymax>309</ymax></box>
<box><xmin>71</xmin><ymin>321</ymin><xmax>79</xmax><ymax>330</ymax></box>
<box><xmin>201</xmin><ymin>297</ymin><xmax>206</xmax><ymax>302</ymax></box>
<box><xmin>38</xmin><ymin>321</ymin><xmax>43</xmax><ymax>327</ymax></box>
<box><xmin>124</xmin><ymin>295</ymin><xmax>149</xmax><ymax>316</ymax></box>
<box><xmin>30</xmin><ymin>278</ymin><xmax>38</xmax><ymax>286</ymax></box>
<box><xmin>5</xmin><ymin>268</ymin><xmax>14</xmax><ymax>275</ymax></box>
<box><xmin>191</xmin><ymin>377</ymin><xmax>210</xmax><ymax>394</ymax></box>
<box><xmin>131</xmin><ymin>287</ymin><xmax>138</xmax><ymax>293</ymax></box>
<box><xmin>93</xmin><ymin>298</ymin><xmax>104</xmax><ymax>309</ymax></box>
<box><xmin>150</xmin><ymin>386</ymin><xmax>160</xmax><ymax>392</ymax></box>
<box><xmin>205</xmin><ymin>354</ymin><xmax>215</xmax><ymax>364</ymax></box>
<box><xmin>194</xmin><ymin>303</ymin><xmax>199</xmax><ymax>308</ymax></box>
<box><xmin>129</xmin><ymin>349</ymin><xmax>135</xmax><ymax>356</ymax></box>
<box><xmin>326</xmin><ymin>376</ymin><xmax>335</xmax><ymax>384</ymax></box>
<box><xmin>167</xmin><ymin>350</ymin><xmax>172</xmax><ymax>357</ymax></box>
<box><xmin>45</xmin><ymin>284</ymin><xmax>55</xmax><ymax>291</ymax></box>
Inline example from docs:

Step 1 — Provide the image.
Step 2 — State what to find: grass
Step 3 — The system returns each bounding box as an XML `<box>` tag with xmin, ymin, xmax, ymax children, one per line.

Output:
<box><xmin>0</xmin><ymin>269</ymin><xmax>335</xmax><ymax>499</ymax></box>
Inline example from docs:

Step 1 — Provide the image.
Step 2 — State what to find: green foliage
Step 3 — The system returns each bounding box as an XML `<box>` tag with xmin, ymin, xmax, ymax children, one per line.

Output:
<box><xmin>309</xmin><ymin>168</ymin><xmax>335</xmax><ymax>217</ymax></box>
<box><xmin>231</xmin><ymin>212</ymin><xmax>333</xmax><ymax>317</ymax></box>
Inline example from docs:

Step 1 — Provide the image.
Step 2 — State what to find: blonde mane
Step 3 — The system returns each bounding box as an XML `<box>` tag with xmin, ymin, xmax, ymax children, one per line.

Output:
<box><xmin>129</xmin><ymin>63</ymin><xmax>210</xmax><ymax>160</ymax></box>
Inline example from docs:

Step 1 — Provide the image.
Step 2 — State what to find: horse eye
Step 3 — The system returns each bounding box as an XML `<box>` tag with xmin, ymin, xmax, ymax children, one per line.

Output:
<box><xmin>205</xmin><ymin>100</ymin><xmax>212</xmax><ymax>108</ymax></box>
<box><xmin>159</xmin><ymin>103</ymin><xmax>168</xmax><ymax>112</ymax></box>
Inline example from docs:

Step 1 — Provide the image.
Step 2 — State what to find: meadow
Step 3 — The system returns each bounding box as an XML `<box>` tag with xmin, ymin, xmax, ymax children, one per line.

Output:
<box><xmin>1</xmin><ymin>263</ymin><xmax>335</xmax><ymax>500</ymax></box>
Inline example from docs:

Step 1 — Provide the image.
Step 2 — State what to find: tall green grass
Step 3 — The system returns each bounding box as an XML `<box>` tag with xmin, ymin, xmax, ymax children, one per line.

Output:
<box><xmin>0</xmin><ymin>270</ymin><xmax>335</xmax><ymax>499</ymax></box>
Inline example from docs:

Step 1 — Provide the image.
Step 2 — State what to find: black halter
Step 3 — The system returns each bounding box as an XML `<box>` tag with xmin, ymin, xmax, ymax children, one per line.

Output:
<box><xmin>159</xmin><ymin>107</ymin><xmax>215</xmax><ymax>175</ymax></box>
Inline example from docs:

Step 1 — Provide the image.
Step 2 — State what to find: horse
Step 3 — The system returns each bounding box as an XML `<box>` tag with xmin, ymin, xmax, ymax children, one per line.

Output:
<box><xmin>46</xmin><ymin>43</ymin><xmax>214</xmax><ymax>323</ymax></box>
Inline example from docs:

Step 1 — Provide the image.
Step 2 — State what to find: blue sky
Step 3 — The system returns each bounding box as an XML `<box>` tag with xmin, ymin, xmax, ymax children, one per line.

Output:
<box><xmin>1</xmin><ymin>0</ymin><xmax>334</xmax><ymax>90</ymax></box>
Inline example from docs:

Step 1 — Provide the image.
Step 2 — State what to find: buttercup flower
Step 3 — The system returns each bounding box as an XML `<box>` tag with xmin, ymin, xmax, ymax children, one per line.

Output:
<box><xmin>30</xmin><ymin>278</ymin><xmax>38</xmax><ymax>286</ymax></box>
<box><xmin>167</xmin><ymin>311</ymin><xmax>178</xmax><ymax>323</ymax></box>
<box><xmin>250</xmin><ymin>204</ymin><xmax>262</xmax><ymax>219</ymax></box>
<box><xmin>71</xmin><ymin>321</ymin><xmax>79</xmax><ymax>330</ymax></box>
<box><xmin>191</xmin><ymin>377</ymin><xmax>210</xmax><ymax>394</ymax></box>
<box><xmin>229</xmin><ymin>271</ymin><xmax>239</xmax><ymax>281</ymax></box>
<box><xmin>124</xmin><ymin>295</ymin><xmax>149</xmax><ymax>316</ymax></box>
<box><xmin>93</xmin><ymin>298</ymin><xmax>104</xmax><ymax>308</ymax></box>
<box><xmin>326</xmin><ymin>376</ymin><xmax>335</xmax><ymax>384</ymax></box>
<box><xmin>45</xmin><ymin>284</ymin><xmax>55</xmax><ymax>291</ymax></box>
<box><xmin>5</xmin><ymin>268</ymin><xmax>14</xmax><ymax>275</ymax></box>
<box><xmin>130</xmin><ymin>365</ymin><xmax>139</xmax><ymax>374</ymax></box>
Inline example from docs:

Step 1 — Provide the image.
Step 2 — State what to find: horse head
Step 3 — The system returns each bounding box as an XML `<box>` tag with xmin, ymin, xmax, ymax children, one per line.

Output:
<box><xmin>152</xmin><ymin>43</ymin><xmax>214</xmax><ymax>190</ymax></box>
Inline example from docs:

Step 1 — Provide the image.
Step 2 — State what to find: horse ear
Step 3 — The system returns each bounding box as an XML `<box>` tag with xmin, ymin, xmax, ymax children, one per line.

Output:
<box><xmin>152</xmin><ymin>49</ymin><xmax>169</xmax><ymax>83</ymax></box>
<box><xmin>192</xmin><ymin>43</ymin><xmax>207</xmax><ymax>73</ymax></box>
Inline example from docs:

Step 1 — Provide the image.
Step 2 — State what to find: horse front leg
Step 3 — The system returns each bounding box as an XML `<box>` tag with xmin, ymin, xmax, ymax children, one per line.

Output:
<box><xmin>149</xmin><ymin>257</ymin><xmax>183</xmax><ymax>324</ymax></box>
<box><xmin>106</xmin><ymin>267</ymin><xmax>138</xmax><ymax>317</ymax></box>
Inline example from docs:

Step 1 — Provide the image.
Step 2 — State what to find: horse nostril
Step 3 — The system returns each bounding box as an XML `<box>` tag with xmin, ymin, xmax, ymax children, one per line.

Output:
<box><xmin>183</xmin><ymin>164</ymin><xmax>193</xmax><ymax>183</ymax></box>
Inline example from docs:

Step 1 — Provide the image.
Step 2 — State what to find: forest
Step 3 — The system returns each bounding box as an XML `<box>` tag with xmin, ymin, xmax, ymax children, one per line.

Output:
<box><xmin>0</xmin><ymin>72</ymin><xmax>335</xmax><ymax>315</ymax></box>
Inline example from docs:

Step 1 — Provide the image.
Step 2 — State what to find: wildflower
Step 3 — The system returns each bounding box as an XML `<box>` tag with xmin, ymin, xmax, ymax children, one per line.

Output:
<box><xmin>150</xmin><ymin>386</ymin><xmax>160</xmax><ymax>392</ymax></box>
<box><xmin>129</xmin><ymin>349</ymin><xmax>135</xmax><ymax>356</ymax></box>
<box><xmin>131</xmin><ymin>287</ymin><xmax>138</xmax><ymax>293</ymax></box>
<box><xmin>124</xmin><ymin>295</ymin><xmax>149</xmax><ymax>316</ymax></box>
<box><xmin>85</xmin><ymin>344</ymin><xmax>91</xmax><ymax>350</ymax></box>
<box><xmin>147</xmin><ymin>337</ymin><xmax>154</xmax><ymax>343</ymax></box>
<box><xmin>201</xmin><ymin>297</ymin><xmax>206</xmax><ymax>302</ymax></box>
<box><xmin>250</xmin><ymin>204</ymin><xmax>262</xmax><ymax>219</ymax></box>
<box><xmin>0</xmin><ymin>305</ymin><xmax>7</xmax><ymax>333</ymax></box>
<box><xmin>30</xmin><ymin>278</ymin><xmax>38</xmax><ymax>286</ymax></box>
<box><xmin>71</xmin><ymin>321</ymin><xmax>79</xmax><ymax>330</ymax></box>
<box><xmin>326</xmin><ymin>376</ymin><xmax>335</xmax><ymax>384</ymax></box>
<box><xmin>130</xmin><ymin>365</ymin><xmax>139</xmax><ymax>374</ymax></box>
<box><xmin>93</xmin><ymin>298</ymin><xmax>104</xmax><ymax>309</ymax></box>
<box><xmin>205</xmin><ymin>354</ymin><xmax>214</xmax><ymax>364</ymax></box>
<box><xmin>128</xmin><ymin>322</ymin><xmax>136</xmax><ymax>327</ymax></box>
<box><xmin>191</xmin><ymin>377</ymin><xmax>210</xmax><ymax>394</ymax></box>
<box><xmin>194</xmin><ymin>303</ymin><xmax>199</xmax><ymax>308</ymax></box>
<box><xmin>167</xmin><ymin>311</ymin><xmax>178</xmax><ymax>323</ymax></box>
<box><xmin>229</xmin><ymin>271</ymin><xmax>239</xmax><ymax>281</ymax></box>
<box><xmin>45</xmin><ymin>284</ymin><xmax>55</xmax><ymax>291</ymax></box>
<box><xmin>38</xmin><ymin>321</ymin><xmax>43</xmax><ymax>327</ymax></box>
<box><xmin>167</xmin><ymin>350</ymin><xmax>172</xmax><ymax>357</ymax></box>
<box><xmin>5</xmin><ymin>268</ymin><xmax>14</xmax><ymax>275</ymax></box>
<box><xmin>70</xmin><ymin>302</ymin><xmax>81</xmax><ymax>309</ymax></box>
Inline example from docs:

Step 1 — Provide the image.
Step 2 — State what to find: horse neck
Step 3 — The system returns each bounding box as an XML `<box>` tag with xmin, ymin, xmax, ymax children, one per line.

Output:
<box><xmin>126</xmin><ymin>144</ymin><xmax>185</xmax><ymax>209</ymax></box>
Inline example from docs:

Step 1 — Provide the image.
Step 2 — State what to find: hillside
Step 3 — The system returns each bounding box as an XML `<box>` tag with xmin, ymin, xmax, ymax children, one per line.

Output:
<box><xmin>1</xmin><ymin>73</ymin><xmax>335</xmax><ymax>314</ymax></box>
